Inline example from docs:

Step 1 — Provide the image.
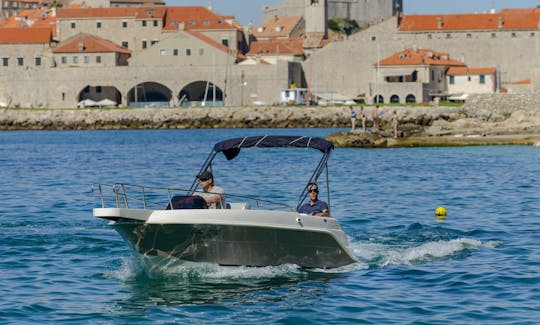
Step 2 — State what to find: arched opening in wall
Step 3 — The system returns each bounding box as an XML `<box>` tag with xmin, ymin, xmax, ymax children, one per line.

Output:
<box><xmin>405</xmin><ymin>94</ymin><xmax>416</xmax><ymax>103</ymax></box>
<box><xmin>374</xmin><ymin>95</ymin><xmax>384</xmax><ymax>104</ymax></box>
<box><xmin>390</xmin><ymin>95</ymin><xmax>400</xmax><ymax>103</ymax></box>
<box><xmin>77</xmin><ymin>85</ymin><xmax>121</xmax><ymax>107</ymax></box>
<box><xmin>179</xmin><ymin>81</ymin><xmax>224</xmax><ymax>107</ymax></box>
<box><xmin>127</xmin><ymin>82</ymin><xmax>172</xmax><ymax>107</ymax></box>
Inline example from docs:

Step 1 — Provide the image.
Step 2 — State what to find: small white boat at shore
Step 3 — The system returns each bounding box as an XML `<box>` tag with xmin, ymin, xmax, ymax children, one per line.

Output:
<box><xmin>93</xmin><ymin>135</ymin><xmax>357</xmax><ymax>269</ymax></box>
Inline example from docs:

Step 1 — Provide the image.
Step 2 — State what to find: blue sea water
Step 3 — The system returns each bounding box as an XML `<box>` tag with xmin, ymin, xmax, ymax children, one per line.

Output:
<box><xmin>0</xmin><ymin>128</ymin><xmax>539</xmax><ymax>324</ymax></box>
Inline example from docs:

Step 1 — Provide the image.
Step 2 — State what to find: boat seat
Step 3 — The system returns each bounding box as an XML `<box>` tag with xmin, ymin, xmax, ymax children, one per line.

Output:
<box><xmin>166</xmin><ymin>195</ymin><xmax>208</xmax><ymax>210</ymax></box>
<box><xmin>226</xmin><ymin>202</ymin><xmax>251</xmax><ymax>210</ymax></box>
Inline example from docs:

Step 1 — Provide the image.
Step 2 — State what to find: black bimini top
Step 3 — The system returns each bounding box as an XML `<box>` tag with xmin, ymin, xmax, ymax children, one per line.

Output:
<box><xmin>214</xmin><ymin>135</ymin><xmax>334</xmax><ymax>160</ymax></box>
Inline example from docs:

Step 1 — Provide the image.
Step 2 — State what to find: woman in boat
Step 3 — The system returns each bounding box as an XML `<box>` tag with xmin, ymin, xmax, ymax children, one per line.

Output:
<box><xmin>298</xmin><ymin>183</ymin><xmax>329</xmax><ymax>217</ymax></box>
<box><xmin>196</xmin><ymin>171</ymin><xmax>226</xmax><ymax>209</ymax></box>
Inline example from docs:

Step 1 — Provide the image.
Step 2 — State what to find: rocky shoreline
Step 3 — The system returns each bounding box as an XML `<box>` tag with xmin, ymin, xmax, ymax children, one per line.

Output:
<box><xmin>1</xmin><ymin>93</ymin><xmax>540</xmax><ymax>147</ymax></box>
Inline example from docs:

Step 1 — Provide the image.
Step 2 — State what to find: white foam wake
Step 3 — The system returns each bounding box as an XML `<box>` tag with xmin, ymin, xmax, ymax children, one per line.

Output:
<box><xmin>351</xmin><ymin>237</ymin><xmax>483</xmax><ymax>267</ymax></box>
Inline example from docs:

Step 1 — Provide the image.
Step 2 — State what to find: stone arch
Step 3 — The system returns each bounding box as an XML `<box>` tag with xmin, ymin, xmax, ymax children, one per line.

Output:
<box><xmin>179</xmin><ymin>81</ymin><xmax>224</xmax><ymax>107</ymax></box>
<box><xmin>127</xmin><ymin>82</ymin><xmax>172</xmax><ymax>107</ymax></box>
<box><xmin>405</xmin><ymin>94</ymin><xmax>416</xmax><ymax>103</ymax></box>
<box><xmin>77</xmin><ymin>85</ymin><xmax>122</xmax><ymax>107</ymax></box>
<box><xmin>374</xmin><ymin>94</ymin><xmax>384</xmax><ymax>104</ymax></box>
<box><xmin>390</xmin><ymin>94</ymin><xmax>400</xmax><ymax>103</ymax></box>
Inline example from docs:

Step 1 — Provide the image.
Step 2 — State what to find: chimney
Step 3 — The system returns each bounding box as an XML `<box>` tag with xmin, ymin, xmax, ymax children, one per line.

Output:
<box><xmin>497</xmin><ymin>16</ymin><xmax>503</xmax><ymax>28</ymax></box>
<box><xmin>436</xmin><ymin>17</ymin><xmax>443</xmax><ymax>29</ymax></box>
<box><xmin>77</xmin><ymin>42</ymin><xmax>84</xmax><ymax>52</ymax></box>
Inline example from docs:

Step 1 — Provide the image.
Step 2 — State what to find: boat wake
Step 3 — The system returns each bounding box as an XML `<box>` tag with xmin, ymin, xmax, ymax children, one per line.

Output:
<box><xmin>348</xmin><ymin>223</ymin><xmax>502</xmax><ymax>268</ymax></box>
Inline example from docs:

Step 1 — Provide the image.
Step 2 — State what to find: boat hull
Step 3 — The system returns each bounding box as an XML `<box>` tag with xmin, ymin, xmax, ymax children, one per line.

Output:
<box><xmin>94</xmin><ymin>208</ymin><xmax>357</xmax><ymax>269</ymax></box>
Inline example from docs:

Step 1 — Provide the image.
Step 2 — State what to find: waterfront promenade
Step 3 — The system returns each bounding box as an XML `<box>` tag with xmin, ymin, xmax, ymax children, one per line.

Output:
<box><xmin>1</xmin><ymin>93</ymin><xmax>539</xmax><ymax>147</ymax></box>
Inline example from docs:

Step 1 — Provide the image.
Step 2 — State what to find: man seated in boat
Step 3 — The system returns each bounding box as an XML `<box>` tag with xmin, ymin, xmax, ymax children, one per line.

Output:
<box><xmin>298</xmin><ymin>183</ymin><xmax>329</xmax><ymax>217</ymax></box>
<box><xmin>196</xmin><ymin>171</ymin><xmax>226</xmax><ymax>209</ymax></box>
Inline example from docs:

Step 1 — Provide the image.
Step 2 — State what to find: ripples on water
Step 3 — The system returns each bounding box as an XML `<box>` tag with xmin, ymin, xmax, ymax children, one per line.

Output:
<box><xmin>1</xmin><ymin>129</ymin><xmax>539</xmax><ymax>324</ymax></box>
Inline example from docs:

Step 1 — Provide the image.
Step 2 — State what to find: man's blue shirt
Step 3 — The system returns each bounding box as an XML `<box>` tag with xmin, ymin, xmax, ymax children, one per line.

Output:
<box><xmin>298</xmin><ymin>200</ymin><xmax>328</xmax><ymax>215</ymax></box>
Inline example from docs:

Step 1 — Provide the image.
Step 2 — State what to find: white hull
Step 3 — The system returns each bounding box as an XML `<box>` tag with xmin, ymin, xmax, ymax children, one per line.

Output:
<box><xmin>94</xmin><ymin>208</ymin><xmax>357</xmax><ymax>269</ymax></box>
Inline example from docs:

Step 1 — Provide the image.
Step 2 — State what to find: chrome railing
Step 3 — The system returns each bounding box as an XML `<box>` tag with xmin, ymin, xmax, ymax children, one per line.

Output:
<box><xmin>92</xmin><ymin>183</ymin><xmax>295</xmax><ymax>211</ymax></box>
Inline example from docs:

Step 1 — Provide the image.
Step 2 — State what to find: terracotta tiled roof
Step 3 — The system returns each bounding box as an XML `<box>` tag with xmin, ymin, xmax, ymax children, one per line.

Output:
<box><xmin>247</xmin><ymin>38</ymin><xmax>304</xmax><ymax>56</ymax></box>
<box><xmin>400</xmin><ymin>8</ymin><xmax>540</xmax><ymax>31</ymax></box>
<box><xmin>509</xmin><ymin>79</ymin><xmax>531</xmax><ymax>84</ymax></box>
<box><xmin>253</xmin><ymin>16</ymin><xmax>303</xmax><ymax>38</ymax></box>
<box><xmin>447</xmin><ymin>67</ymin><xmax>497</xmax><ymax>75</ymax></box>
<box><xmin>0</xmin><ymin>9</ymin><xmax>57</xmax><ymax>37</ymax></box>
<box><xmin>0</xmin><ymin>27</ymin><xmax>52</xmax><ymax>43</ymax></box>
<box><xmin>163</xmin><ymin>6</ymin><xmax>234</xmax><ymax>31</ymax></box>
<box><xmin>57</xmin><ymin>7</ymin><xmax>166</xmax><ymax>19</ymax></box>
<box><xmin>185</xmin><ymin>30</ymin><xmax>246</xmax><ymax>61</ymax></box>
<box><xmin>378</xmin><ymin>48</ymin><xmax>466</xmax><ymax>67</ymax></box>
<box><xmin>53</xmin><ymin>33</ymin><xmax>131</xmax><ymax>54</ymax></box>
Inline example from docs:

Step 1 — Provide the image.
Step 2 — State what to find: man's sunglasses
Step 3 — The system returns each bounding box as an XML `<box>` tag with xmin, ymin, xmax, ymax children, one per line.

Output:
<box><xmin>308</xmin><ymin>188</ymin><xmax>319</xmax><ymax>193</ymax></box>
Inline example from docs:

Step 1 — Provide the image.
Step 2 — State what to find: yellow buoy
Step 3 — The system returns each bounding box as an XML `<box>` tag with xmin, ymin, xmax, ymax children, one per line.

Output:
<box><xmin>435</xmin><ymin>206</ymin><xmax>447</xmax><ymax>217</ymax></box>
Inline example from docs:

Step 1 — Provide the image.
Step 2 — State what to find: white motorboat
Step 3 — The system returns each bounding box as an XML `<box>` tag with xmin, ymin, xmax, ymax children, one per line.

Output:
<box><xmin>93</xmin><ymin>135</ymin><xmax>357</xmax><ymax>269</ymax></box>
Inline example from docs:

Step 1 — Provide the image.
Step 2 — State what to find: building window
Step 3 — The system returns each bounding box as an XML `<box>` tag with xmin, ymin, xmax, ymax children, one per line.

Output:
<box><xmin>468</xmin><ymin>76</ymin><xmax>472</xmax><ymax>81</ymax></box>
<box><xmin>122</xmin><ymin>20</ymin><xmax>128</xmax><ymax>28</ymax></box>
<box><xmin>97</xmin><ymin>21</ymin><xmax>102</xmax><ymax>28</ymax></box>
<box><xmin>511</xmin><ymin>32</ymin><xmax>516</xmax><ymax>38</ymax></box>
<box><xmin>160</xmin><ymin>49</ymin><xmax>166</xmax><ymax>56</ymax></box>
<box><xmin>61</xmin><ymin>56</ymin><xmax>67</xmax><ymax>64</ymax></box>
<box><xmin>70</xmin><ymin>21</ymin><xmax>76</xmax><ymax>29</ymax></box>
<box><xmin>84</xmin><ymin>56</ymin><xmax>89</xmax><ymax>64</ymax></box>
<box><xmin>199</xmin><ymin>48</ymin><xmax>204</xmax><ymax>55</ymax></box>
<box><xmin>122</xmin><ymin>41</ymin><xmax>128</xmax><ymax>48</ymax></box>
<box><xmin>431</xmin><ymin>70</ymin><xmax>434</xmax><ymax>81</ymax></box>
<box><xmin>203</xmin><ymin>20</ymin><xmax>210</xmax><ymax>25</ymax></box>
<box><xmin>186</xmin><ymin>49</ymin><xmax>191</xmax><ymax>56</ymax></box>
<box><xmin>491</xmin><ymin>33</ymin><xmax>496</xmax><ymax>38</ymax></box>
<box><xmin>173</xmin><ymin>49</ymin><xmax>178</xmax><ymax>56</ymax></box>
<box><xmin>16</xmin><ymin>57</ymin><xmax>23</xmax><ymax>66</ymax></box>
<box><xmin>479</xmin><ymin>75</ymin><xmax>485</xmax><ymax>84</ymax></box>
<box><xmin>2</xmin><ymin>57</ymin><xmax>8</xmax><ymax>66</ymax></box>
<box><xmin>531</xmin><ymin>32</ymin><xmax>536</xmax><ymax>37</ymax></box>
<box><xmin>142</xmin><ymin>40</ymin><xmax>147</xmax><ymax>49</ymax></box>
<box><xmin>151</xmin><ymin>40</ymin><xmax>158</xmax><ymax>45</ymax></box>
<box><xmin>221</xmin><ymin>39</ymin><xmax>229</xmax><ymax>47</ymax></box>
<box><xmin>446</xmin><ymin>33</ymin><xmax>451</xmax><ymax>39</ymax></box>
<box><xmin>466</xmin><ymin>33</ymin><xmax>472</xmax><ymax>38</ymax></box>
<box><xmin>449</xmin><ymin>76</ymin><xmax>455</xmax><ymax>84</ymax></box>
<box><xmin>96</xmin><ymin>86</ymin><xmax>102</xmax><ymax>93</ymax></box>
<box><xmin>35</xmin><ymin>57</ymin><xmax>41</xmax><ymax>66</ymax></box>
<box><xmin>153</xmin><ymin>20</ymin><xmax>158</xmax><ymax>27</ymax></box>
<box><xmin>427</xmin><ymin>34</ymin><xmax>432</xmax><ymax>39</ymax></box>
<box><xmin>96</xmin><ymin>56</ymin><xmax>101</xmax><ymax>63</ymax></box>
<box><xmin>142</xmin><ymin>20</ymin><xmax>147</xmax><ymax>27</ymax></box>
<box><xmin>73</xmin><ymin>56</ymin><xmax>78</xmax><ymax>64</ymax></box>
<box><xmin>188</xmin><ymin>20</ymin><xmax>195</xmax><ymax>26</ymax></box>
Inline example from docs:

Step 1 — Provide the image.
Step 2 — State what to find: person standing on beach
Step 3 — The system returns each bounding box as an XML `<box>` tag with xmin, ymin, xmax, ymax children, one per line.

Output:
<box><xmin>361</xmin><ymin>114</ymin><xmax>367</xmax><ymax>131</ymax></box>
<box><xmin>371</xmin><ymin>105</ymin><xmax>380</xmax><ymax>131</ymax></box>
<box><xmin>349</xmin><ymin>106</ymin><xmax>356</xmax><ymax>131</ymax></box>
<box><xmin>392</xmin><ymin>110</ymin><xmax>399</xmax><ymax>138</ymax></box>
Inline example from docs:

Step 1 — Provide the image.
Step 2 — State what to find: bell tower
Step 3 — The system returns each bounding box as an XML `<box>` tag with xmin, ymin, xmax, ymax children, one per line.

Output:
<box><xmin>305</xmin><ymin>0</ymin><xmax>327</xmax><ymax>38</ymax></box>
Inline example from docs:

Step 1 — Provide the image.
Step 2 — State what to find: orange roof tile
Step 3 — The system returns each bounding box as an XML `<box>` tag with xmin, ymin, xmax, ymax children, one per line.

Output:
<box><xmin>0</xmin><ymin>27</ymin><xmax>52</xmax><ymax>43</ymax></box>
<box><xmin>253</xmin><ymin>16</ymin><xmax>303</xmax><ymax>38</ymax></box>
<box><xmin>378</xmin><ymin>48</ymin><xmax>466</xmax><ymax>67</ymax></box>
<box><xmin>163</xmin><ymin>6</ymin><xmax>235</xmax><ymax>31</ymax></box>
<box><xmin>509</xmin><ymin>79</ymin><xmax>531</xmax><ymax>85</ymax></box>
<box><xmin>447</xmin><ymin>67</ymin><xmax>497</xmax><ymax>75</ymax></box>
<box><xmin>400</xmin><ymin>8</ymin><xmax>540</xmax><ymax>31</ymax></box>
<box><xmin>248</xmin><ymin>38</ymin><xmax>304</xmax><ymax>56</ymax></box>
<box><xmin>53</xmin><ymin>33</ymin><xmax>131</xmax><ymax>54</ymax></box>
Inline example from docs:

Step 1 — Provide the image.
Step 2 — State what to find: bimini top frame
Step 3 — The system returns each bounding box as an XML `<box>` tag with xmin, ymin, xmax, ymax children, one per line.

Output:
<box><xmin>188</xmin><ymin>135</ymin><xmax>334</xmax><ymax>211</ymax></box>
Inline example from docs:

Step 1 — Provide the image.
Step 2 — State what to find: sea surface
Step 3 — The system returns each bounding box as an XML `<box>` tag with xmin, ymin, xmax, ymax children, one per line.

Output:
<box><xmin>1</xmin><ymin>128</ymin><xmax>539</xmax><ymax>324</ymax></box>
